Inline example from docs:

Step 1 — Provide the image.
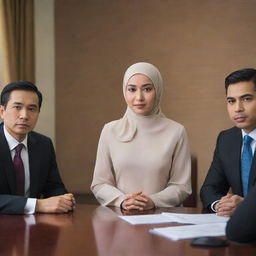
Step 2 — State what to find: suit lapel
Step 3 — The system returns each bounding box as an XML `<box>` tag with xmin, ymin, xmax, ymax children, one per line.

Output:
<box><xmin>0</xmin><ymin>124</ymin><xmax>17</xmax><ymax>194</ymax></box>
<box><xmin>230</xmin><ymin>128</ymin><xmax>243</xmax><ymax>195</ymax></box>
<box><xmin>27</xmin><ymin>133</ymin><xmax>40</xmax><ymax>197</ymax></box>
<box><xmin>249</xmin><ymin>143</ymin><xmax>256</xmax><ymax>188</ymax></box>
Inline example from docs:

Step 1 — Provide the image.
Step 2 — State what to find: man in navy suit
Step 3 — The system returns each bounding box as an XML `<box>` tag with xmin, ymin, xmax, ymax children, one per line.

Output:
<box><xmin>226</xmin><ymin>184</ymin><xmax>256</xmax><ymax>243</ymax></box>
<box><xmin>0</xmin><ymin>80</ymin><xmax>75</xmax><ymax>214</ymax></box>
<box><xmin>200</xmin><ymin>68</ymin><xmax>256</xmax><ymax>216</ymax></box>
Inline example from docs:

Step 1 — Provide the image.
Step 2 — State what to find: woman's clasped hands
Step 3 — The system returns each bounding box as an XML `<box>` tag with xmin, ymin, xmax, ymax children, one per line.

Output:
<box><xmin>121</xmin><ymin>191</ymin><xmax>155</xmax><ymax>211</ymax></box>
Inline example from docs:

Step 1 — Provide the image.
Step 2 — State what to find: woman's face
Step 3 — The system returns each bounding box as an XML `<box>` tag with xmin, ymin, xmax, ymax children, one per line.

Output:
<box><xmin>125</xmin><ymin>74</ymin><xmax>156</xmax><ymax>115</ymax></box>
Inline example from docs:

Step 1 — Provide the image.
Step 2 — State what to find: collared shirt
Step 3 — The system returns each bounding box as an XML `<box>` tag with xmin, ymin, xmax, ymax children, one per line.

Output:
<box><xmin>241</xmin><ymin>129</ymin><xmax>256</xmax><ymax>154</ymax></box>
<box><xmin>3</xmin><ymin>126</ymin><xmax>36</xmax><ymax>214</ymax></box>
<box><xmin>211</xmin><ymin>128</ymin><xmax>256</xmax><ymax>212</ymax></box>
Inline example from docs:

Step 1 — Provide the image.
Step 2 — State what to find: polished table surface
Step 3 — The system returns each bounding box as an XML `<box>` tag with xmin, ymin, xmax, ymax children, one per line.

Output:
<box><xmin>0</xmin><ymin>204</ymin><xmax>256</xmax><ymax>256</ymax></box>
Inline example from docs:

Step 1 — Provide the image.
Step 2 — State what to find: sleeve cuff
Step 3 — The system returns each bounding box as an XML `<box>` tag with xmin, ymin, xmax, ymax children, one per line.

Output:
<box><xmin>211</xmin><ymin>200</ymin><xmax>219</xmax><ymax>212</ymax></box>
<box><xmin>24</xmin><ymin>198</ymin><xmax>37</xmax><ymax>214</ymax></box>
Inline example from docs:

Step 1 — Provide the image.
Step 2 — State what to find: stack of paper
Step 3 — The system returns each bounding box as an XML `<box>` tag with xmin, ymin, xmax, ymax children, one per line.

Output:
<box><xmin>119</xmin><ymin>213</ymin><xmax>229</xmax><ymax>240</ymax></box>
<box><xmin>119</xmin><ymin>213</ymin><xmax>229</xmax><ymax>225</ymax></box>
<box><xmin>150</xmin><ymin>223</ymin><xmax>227</xmax><ymax>241</ymax></box>
<box><xmin>162</xmin><ymin>212</ymin><xmax>228</xmax><ymax>224</ymax></box>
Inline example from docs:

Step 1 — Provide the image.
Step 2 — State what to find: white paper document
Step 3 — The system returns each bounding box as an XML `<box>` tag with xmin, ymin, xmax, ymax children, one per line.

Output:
<box><xmin>119</xmin><ymin>214</ymin><xmax>174</xmax><ymax>225</ymax></box>
<box><xmin>162</xmin><ymin>212</ymin><xmax>229</xmax><ymax>225</ymax></box>
<box><xmin>150</xmin><ymin>222</ymin><xmax>227</xmax><ymax>240</ymax></box>
<box><xmin>119</xmin><ymin>213</ymin><xmax>229</xmax><ymax>225</ymax></box>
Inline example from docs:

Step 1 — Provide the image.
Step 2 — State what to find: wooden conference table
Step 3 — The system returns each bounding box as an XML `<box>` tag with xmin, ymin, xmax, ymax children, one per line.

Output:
<box><xmin>0</xmin><ymin>204</ymin><xmax>256</xmax><ymax>256</ymax></box>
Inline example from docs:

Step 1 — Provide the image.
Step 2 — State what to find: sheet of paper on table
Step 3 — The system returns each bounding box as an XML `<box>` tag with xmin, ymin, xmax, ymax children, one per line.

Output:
<box><xmin>150</xmin><ymin>222</ymin><xmax>227</xmax><ymax>240</ymax></box>
<box><xmin>119</xmin><ymin>213</ymin><xmax>229</xmax><ymax>225</ymax></box>
<box><xmin>162</xmin><ymin>212</ymin><xmax>229</xmax><ymax>225</ymax></box>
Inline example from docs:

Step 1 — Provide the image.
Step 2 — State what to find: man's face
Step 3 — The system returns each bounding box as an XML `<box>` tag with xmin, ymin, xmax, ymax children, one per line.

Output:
<box><xmin>0</xmin><ymin>90</ymin><xmax>40</xmax><ymax>141</ymax></box>
<box><xmin>227</xmin><ymin>81</ymin><xmax>256</xmax><ymax>133</ymax></box>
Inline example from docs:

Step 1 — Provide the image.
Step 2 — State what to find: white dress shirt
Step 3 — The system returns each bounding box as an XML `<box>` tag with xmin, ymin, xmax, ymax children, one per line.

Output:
<box><xmin>4</xmin><ymin>126</ymin><xmax>36</xmax><ymax>214</ymax></box>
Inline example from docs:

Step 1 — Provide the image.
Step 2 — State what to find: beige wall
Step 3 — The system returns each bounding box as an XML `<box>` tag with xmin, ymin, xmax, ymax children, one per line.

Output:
<box><xmin>55</xmin><ymin>0</ymin><xmax>256</xmax><ymax>202</ymax></box>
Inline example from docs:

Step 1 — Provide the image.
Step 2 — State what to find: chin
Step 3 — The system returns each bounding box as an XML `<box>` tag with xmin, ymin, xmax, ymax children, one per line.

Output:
<box><xmin>235</xmin><ymin>124</ymin><xmax>252</xmax><ymax>132</ymax></box>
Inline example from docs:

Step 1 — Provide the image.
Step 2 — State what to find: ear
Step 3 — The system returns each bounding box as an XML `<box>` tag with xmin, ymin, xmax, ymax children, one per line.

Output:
<box><xmin>0</xmin><ymin>105</ymin><xmax>5</xmax><ymax>120</ymax></box>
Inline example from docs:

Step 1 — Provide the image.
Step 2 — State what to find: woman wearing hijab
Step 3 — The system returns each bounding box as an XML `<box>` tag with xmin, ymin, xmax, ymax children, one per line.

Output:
<box><xmin>91</xmin><ymin>62</ymin><xmax>191</xmax><ymax>211</ymax></box>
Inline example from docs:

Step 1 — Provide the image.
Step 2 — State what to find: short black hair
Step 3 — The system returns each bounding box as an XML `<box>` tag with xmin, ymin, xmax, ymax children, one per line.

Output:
<box><xmin>225</xmin><ymin>68</ymin><xmax>256</xmax><ymax>94</ymax></box>
<box><xmin>0</xmin><ymin>80</ymin><xmax>43</xmax><ymax>109</ymax></box>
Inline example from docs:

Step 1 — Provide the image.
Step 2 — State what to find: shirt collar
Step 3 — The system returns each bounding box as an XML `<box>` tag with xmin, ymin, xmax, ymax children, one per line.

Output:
<box><xmin>242</xmin><ymin>128</ymin><xmax>256</xmax><ymax>142</ymax></box>
<box><xmin>3</xmin><ymin>125</ymin><xmax>28</xmax><ymax>151</ymax></box>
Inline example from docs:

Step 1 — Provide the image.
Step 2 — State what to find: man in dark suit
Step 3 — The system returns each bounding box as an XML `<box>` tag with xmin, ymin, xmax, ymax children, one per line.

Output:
<box><xmin>226</xmin><ymin>184</ymin><xmax>256</xmax><ymax>243</ymax></box>
<box><xmin>0</xmin><ymin>80</ymin><xmax>75</xmax><ymax>214</ymax></box>
<box><xmin>200</xmin><ymin>68</ymin><xmax>256</xmax><ymax>216</ymax></box>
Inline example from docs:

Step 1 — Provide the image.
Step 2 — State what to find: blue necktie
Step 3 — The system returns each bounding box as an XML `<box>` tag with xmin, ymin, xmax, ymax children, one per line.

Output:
<box><xmin>241</xmin><ymin>135</ymin><xmax>253</xmax><ymax>197</ymax></box>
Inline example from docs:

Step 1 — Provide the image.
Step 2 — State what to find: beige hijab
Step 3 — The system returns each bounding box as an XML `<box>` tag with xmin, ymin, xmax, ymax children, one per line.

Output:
<box><xmin>113</xmin><ymin>62</ymin><xmax>164</xmax><ymax>142</ymax></box>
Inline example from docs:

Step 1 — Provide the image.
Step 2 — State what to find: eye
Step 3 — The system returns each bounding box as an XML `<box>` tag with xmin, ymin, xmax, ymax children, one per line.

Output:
<box><xmin>28</xmin><ymin>107</ymin><xmax>37</xmax><ymax>112</ymax></box>
<box><xmin>243</xmin><ymin>97</ymin><xmax>253</xmax><ymax>102</ymax></box>
<box><xmin>227</xmin><ymin>98</ymin><xmax>235</xmax><ymax>104</ymax></box>
<box><xmin>143</xmin><ymin>87</ymin><xmax>153</xmax><ymax>92</ymax></box>
<box><xmin>127</xmin><ymin>87</ymin><xmax>136</xmax><ymax>92</ymax></box>
<box><xmin>13</xmin><ymin>105</ymin><xmax>21</xmax><ymax>110</ymax></box>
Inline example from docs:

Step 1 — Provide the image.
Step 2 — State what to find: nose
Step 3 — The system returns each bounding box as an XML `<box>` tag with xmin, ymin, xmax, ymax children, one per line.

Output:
<box><xmin>234</xmin><ymin>101</ymin><xmax>244</xmax><ymax>112</ymax></box>
<box><xmin>136</xmin><ymin>89</ymin><xmax>144</xmax><ymax>101</ymax></box>
<box><xmin>19</xmin><ymin>109</ymin><xmax>29</xmax><ymax>120</ymax></box>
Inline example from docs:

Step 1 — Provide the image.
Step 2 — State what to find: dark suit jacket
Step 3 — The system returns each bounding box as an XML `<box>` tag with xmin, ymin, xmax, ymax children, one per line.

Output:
<box><xmin>226</xmin><ymin>184</ymin><xmax>256</xmax><ymax>243</ymax></box>
<box><xmin>0</xmin><ymin>124</ymin><xmax>67</xmax><ymax>214</ymax></box>
<box><xmin>200</xmin><ymin>126</ymin><xmax>256</xmax><ymax>211</ymax></box>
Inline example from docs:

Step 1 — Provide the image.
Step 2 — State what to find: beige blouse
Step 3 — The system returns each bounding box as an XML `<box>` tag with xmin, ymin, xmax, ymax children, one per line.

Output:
<box><xmin>91</xmin><ymin>113</ymin><xmax>191</xmax><ymax>207</ymax></box>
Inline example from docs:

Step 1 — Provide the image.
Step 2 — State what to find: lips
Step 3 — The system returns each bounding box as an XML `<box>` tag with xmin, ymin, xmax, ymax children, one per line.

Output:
<box><xmin>134</xmin><ymin>104</ymin><xmax>146</xmax><ymax>108</ymax></box>
<box><xmin>234</xmin><ymin>115</ymin><xmax>247</xmax><ymax>122</ymax></box>
<box><xmin>16</xmin><ymin>123</ymin><xmax>29</xmax><ymax>128</ymax></box>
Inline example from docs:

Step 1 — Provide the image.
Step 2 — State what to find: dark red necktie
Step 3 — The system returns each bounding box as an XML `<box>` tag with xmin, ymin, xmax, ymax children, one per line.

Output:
<box><xmin>14</xmin><ymin>144</ymin><xmax>25</xmax><ymax>196</ymax></box>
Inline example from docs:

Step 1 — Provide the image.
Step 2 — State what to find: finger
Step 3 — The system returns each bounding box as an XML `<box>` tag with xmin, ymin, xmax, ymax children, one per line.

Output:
<box><xmin>56</xmin><ymin>205</ymin><xmax>71</xmax><ymax>213</ymax></box>
<box><xmin>130</xmin><ymin>191</ymin><xmax>143</xmax><ymax>197</ymax></box>
<box><xmin>61</xmin><ymin>196</ymin><xmax>74</xmax><ymax>204</ymax></box>
<box><xmin>122</xmin><ymin>201</ymin><xmax>143</xmax><ymax>211</ymax></box>
<box><xmin>216</xmin><ymin>210</ymin><xmax>232</xmax><ymax>217</ymax></box>
<box><xmin>52</xmin><ymin>200</ymin><xmax>72</xmax><ymax>213</ymax></box>
<box><xmin>218</xmin><ymin>201</ymin><xmax>237</xmax><ymax>209</ymax></box>
<box><xmin>124</xmin><ymin>199</ymin><xmax>146</xmax><ymax>210</ymax></box>
<box><xmin>218</xmin><ymin>198</ymin><xmax>233</xmax><ymax>206</ymax></box>
<box><xmin>133</xmin><ymin>199</ymin><xmax>147</xmax><ymax>207</ymax></box>
<box><xmin>59</xmin><ymin>198</ymin><xmax>74</xmax><ymax>210</ymax></box>
<box><xmin>124</xmin><ymin>192</ymin><xmax>138</xmax><ymax>199</ymax></box>
<box><xmin>223</xmin><ymin>193</ymin><xmax>233</xmax><ymax>198</ymax></box>
<box><xmin>217</xmin><ymin>206</ymin><xmax>232</xmax><ymax>213</ymax></box>
<box><xmin>219</xmin><ymin>197</ymin><xmax>231</xmax><ymax>203</ymax></box>
<box><xmin>133</xmin><ymin>195</ymin><xmax>148</xmax><ymax>203</ymax></box>
<box><xmin>125</xmin><ymin>204</ymin><xmax>144</xmax><ymax>211</ymax></box>
<box><xmin>67</xmin><ymin>193</ymin><xmax>75</xmax><ymax>200</ymax></box>
<box><xmin>63</xmin><ymin>194</ymin><xmax>75</xmax><ymax>200</ymax></box>
<box><xmin>70</xmin><ymin>196</ymin><xmax>76</xmax><ymax>206</ymax></box>
<box><xmin>220</xmin><ymin>194</ymin><xmax>232</xmax><ymax>202</ymax></box>
<box><xmin>125</xmin><ymin>198</ymin><xmax>146</xmax><ymax>207</ymax></box>
<box><xmin>122</xmin><ymin>199</ymin><xmax>133</xmax><ymax>208</ymax></box>
<box><xmin>215</xmin><ymin>202</ymin><xmax>220</xmax><ymax>211</ymax></box>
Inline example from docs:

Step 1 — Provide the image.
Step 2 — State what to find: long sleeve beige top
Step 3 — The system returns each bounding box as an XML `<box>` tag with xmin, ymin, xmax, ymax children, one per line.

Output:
<box><xmin>91</xmin><ymin>114</ymin><xmax>191</xmax><ymax>207</ymax></box>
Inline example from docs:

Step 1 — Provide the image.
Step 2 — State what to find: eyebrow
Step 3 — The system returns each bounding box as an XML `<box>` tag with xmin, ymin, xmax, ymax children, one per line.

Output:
<box><xmin>226</xmin><ymin>94</ymin><xmax>254</xmax><ymax>100</ymax></box>
<box><xmin>12</xmin><ymin>102</ymin><xmax>38</xmax><ymax>108</ymax></box>
<box><xmin>127</xmin><ymin>83</ymin><xmax>153</xmax><ymax>87</ymax></box>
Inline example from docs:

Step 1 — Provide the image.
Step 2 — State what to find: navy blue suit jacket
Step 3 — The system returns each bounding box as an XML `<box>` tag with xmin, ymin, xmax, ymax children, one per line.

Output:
<box><xmin>226</xmin><ymin>184</ymin><xmax>256</xmax><ymax>243</ymax></box>
<box><xmin>200</xmin><ymin>126</ymin><xmax>256</xmax><ymax>211</ymax></box>
<box><xmin>0</xmin><ymin>124</ymin><xmax>67</xmax><ymax>214</ymax></box>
